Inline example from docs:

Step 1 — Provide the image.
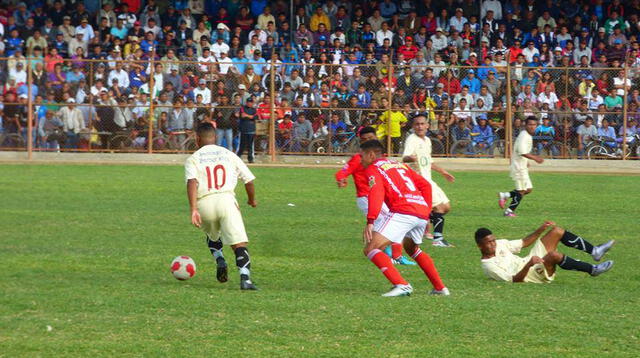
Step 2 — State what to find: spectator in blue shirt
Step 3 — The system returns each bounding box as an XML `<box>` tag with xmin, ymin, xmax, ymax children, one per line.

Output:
<box><xmin>471</xmin><ymin>115</ymin><xmax>494</xmax><ymax>150</ymax></box>
<box><xmin>597</xmin><ymin>119</ymin><xmax>617</xmax><ymax>148</ymax></box>
<box><xmin>233</xmin><ymin>49</ymin><xmax>249</xmax><ymax>74</ymax></box>
<box><xmin>476</xmin><ymin>57</ymin><xmax>498</xmax><ymax>81</ymax></box>
<box><xmin>461</xmin><ymin>70</ymin><xmax>481</xmax><ymax>94</ymax></box>
<box><xmin>380</xmin><ymin>0</ymin><xmax>398</xmax><ymax>19</ymax></box>
<box><xmin>535</xmin><ymin>117</ymin><xmax>559</xmax><ymax>156</ymax></box>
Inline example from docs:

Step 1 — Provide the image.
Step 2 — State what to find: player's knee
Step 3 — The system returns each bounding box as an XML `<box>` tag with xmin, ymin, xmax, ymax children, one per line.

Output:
<box><xmin>546</xmin><ymin>251</ymin><xmax>563</xmax><ymax>263</ymax></box>
<box><xmin>230</xmin><ymin>242</ymin><xmax>247</xmax><ymax>250</ymax></box>
<box><xmin>551</xmin><ymin>226</ymin><xmax>565</xmax><ymax>236</ymax></box>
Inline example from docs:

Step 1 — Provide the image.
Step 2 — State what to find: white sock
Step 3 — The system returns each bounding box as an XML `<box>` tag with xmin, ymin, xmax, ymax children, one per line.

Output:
<box><xmin>499</xmin><ymin>192</ymin><xmax>511</xmax><ymax>200</ymax></box>
<box><xmin>505</xmin><ymin>208</ymin><xmax>513</xmax><ymax>214</ymax></box>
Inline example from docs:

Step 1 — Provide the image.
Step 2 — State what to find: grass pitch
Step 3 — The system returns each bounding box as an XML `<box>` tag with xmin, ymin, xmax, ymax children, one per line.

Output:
<box><xmin>1</xmin><ymin>164</ymin><xmax>639</xmax><ymax>357</ymax></box>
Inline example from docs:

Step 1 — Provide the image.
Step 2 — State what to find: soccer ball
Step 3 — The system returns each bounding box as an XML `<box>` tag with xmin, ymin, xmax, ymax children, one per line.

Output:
<box><xmin>170</xmin><ymin>256</ymin><xmax>197</xmax><ymax>280</ymax></box>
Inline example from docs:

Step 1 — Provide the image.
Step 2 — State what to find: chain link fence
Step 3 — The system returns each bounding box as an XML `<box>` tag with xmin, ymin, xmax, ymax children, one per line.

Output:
<box><xmin>1</xmin><ymin>57</ymin><xmax>637</xmax><ymax>160</ymax></box>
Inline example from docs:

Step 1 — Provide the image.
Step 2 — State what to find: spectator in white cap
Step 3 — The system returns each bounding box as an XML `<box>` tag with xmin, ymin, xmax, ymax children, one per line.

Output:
<box><xmin>58</xmin><ymin>98</ymin><xmax>85</xmax><ymax>148</ymax></box>
<box><xmin>430</xmin><ymin>27</ymin><xmax>448</xmax><ymax>51</ymax></box>
<box><xmin>211</xmin><ymin>23</ymin><xmax>231</xmax><ymax>44</ymax></box>
<box><xmin>193</xmin><ymin>79</ymin><xmax>212</xmax><ymax>104</ymax></box>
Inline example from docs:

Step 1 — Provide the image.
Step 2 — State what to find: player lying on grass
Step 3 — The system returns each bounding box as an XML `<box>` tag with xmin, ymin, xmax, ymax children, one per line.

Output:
<box><xmin>402</xmin><ymin>115</ymin><xmax>456</xmax><ymax>248</ymax></box>
<box><xmin>360</xmin><ymin>140</ymin><xmax>449</xmax><ymax>297</ymax></box>
<box><xmin>335</xmin><ymin>126</ymin><xmax>415</xmax><ymax>265</ymax></box>
<box><xmin>185</xmin><ymin>123</ymin><xmax>259</xmax><ymax>290</ymax></box>
<box><xmin>475</xmin><ymin>222</ymin><xmax>615</xmax><ymax>283</ymax></box>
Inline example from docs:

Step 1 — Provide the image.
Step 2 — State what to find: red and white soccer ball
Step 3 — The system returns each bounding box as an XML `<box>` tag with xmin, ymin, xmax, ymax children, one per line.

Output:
<box><xmin>170</xmin><ymin>256</ymin><xmax>197</xmax><ymax>280</ymax></box>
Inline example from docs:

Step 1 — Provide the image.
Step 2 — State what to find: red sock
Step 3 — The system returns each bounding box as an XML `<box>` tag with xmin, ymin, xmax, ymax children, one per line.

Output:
<box><xmin>391</xmin><ymin>243</ymin><xmax>402</xmax><ymax>259</ymax></box>
<box><xmin>411</xmin><ymin>249</ymin><xmax>445</xmax><ymax>290</ymax></box>
<box><xmin>367</xmin><ymin>249</ymin><xmax>408</xmax><ymax>285</ymax></box>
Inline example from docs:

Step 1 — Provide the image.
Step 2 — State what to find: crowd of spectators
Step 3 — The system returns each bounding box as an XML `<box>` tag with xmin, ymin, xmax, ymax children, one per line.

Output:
<box><xmin>0</xmin><ymin>0</ymin><xmax>639</xmax><ymax>157</ymax></box>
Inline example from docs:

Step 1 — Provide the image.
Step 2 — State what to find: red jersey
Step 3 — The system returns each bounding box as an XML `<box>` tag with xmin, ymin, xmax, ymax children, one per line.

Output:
<box><xmin>365</xmin><ymin>158</ymin><xmax>432</xmax><ymax>223</ymax></box>
<box><xmin>335</xmin><ymin>154</ymin><xmax>370</xmax><ymax>197</ymax></box>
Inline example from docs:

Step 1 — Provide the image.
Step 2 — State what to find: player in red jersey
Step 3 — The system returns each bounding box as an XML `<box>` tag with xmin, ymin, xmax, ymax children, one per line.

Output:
<box><xmin>360</xmin><ymin>140</ymin><xmax>449</xmax><ymax>297</ymax></box>
<box><xmin>335</xmin><ymin>127</ymin><xmax>415</xmax><ymax>265</ymax></box>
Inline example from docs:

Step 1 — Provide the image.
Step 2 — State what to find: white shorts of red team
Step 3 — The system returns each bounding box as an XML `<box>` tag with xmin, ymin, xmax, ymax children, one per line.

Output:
<box><xmin>356</xmin><ymin>196</ymin><xmax>389</xmax><ymax>226</ymax></box>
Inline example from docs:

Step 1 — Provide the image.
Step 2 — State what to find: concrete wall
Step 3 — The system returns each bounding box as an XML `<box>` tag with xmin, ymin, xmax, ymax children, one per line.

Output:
<box><xmin>1</xmin><ymin>151</ymin><xmax>638</xmax><ymax>174</ymax></box>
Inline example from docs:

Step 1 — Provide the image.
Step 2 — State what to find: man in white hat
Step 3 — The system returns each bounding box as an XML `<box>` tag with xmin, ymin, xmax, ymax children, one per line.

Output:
<box><xmin>58</xmin><ymin>98</ymin><xmax>85</xmax><ymax>148</ymax></box>
<box><xmin>193</xmin><ymin>79</ymin><xmax>212</xmax><ymax>104</ymax></box>
<box><xmin>430</xmin><ymin>27</ymin><xmax>448</xmax><ymax>51</ymax></box>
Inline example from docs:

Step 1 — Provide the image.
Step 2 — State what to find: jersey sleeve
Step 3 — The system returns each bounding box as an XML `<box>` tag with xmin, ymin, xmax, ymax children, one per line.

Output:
<box><xmin>482</xmin><ymin>261</ymin><xmax>514</xmax><ymax>282</ymax></box>
<box><xmin>402</xmin><ymin>135</ymin><xmax>416</xmax><ymax>158</ymax></box>
<box><xmin>232</xmin><ymin>152</ymin><xmax>256</xmax><ymax>184</ymax></box>
<box><xmin>366</xmin><ymin>168</ymin><xmax>385</xmax><ymax>224</ymax></box>
<box><xmin>504</xmin><ymin>239</ymin><xmax>523</xmax><ymax>254</ymax></box>
<box><xmin>184</xmin><ymin>155</ymin><xmax>198</xmax><ymax>183</ymax></box>
<box><xmin>335</xmin><ymin>154</ymin><xmax>360</xmax><ymax>182</ymax></box>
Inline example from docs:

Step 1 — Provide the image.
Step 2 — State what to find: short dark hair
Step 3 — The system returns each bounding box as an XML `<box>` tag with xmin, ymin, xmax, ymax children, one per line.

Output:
<box><xmin>525</xmin><ymin>116</ymin><xmax>538</xmax><ymax>124</ymax></box>
<box><xmin>360</xmin><ymin>139</ymin><xmax>384</xmax><ymax>152</ymax></box>
<box><xmin>475</xmin><ymin>228</ymin><xmax>492</xmax><ymax>244</ymax></box>
<box><xmin>359</xmin><ymin>126</ymin><xmax>376</xmax><ymax>137</ymax></box>
<box><xmin>196</xmin><ymin>122</ymin><xmax>216</xmax><ymax>137</ymax></box>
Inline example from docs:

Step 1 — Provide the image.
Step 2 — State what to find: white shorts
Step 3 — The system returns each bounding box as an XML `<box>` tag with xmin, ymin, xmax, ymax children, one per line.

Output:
<box><xmin>430</xmin><ymin>180</ymin><xmax>450</xmax><ymax>206</ymax></box>
<box><xmin>356</xmin><ymin>196</ymin><xmax>389</xmax><ymax>226</ymax></box>
<box><xmin>373</xmin><ymin>212</ymin><xmax>427</xmax><ymax>245</ymax></box>
<box><xmin>511</xmin><ymin>170</ymin><xmax>532</xmax><ymax>191</ymax></box>
<box><xmin>197</xmin><ymin>193</ymin><xmax>249</xmax><ymax>246</ymax></box>
<box><xmin>524</xmin><ymin>240</ymin><xmax>555</xmax><ymax>283</ymax></box>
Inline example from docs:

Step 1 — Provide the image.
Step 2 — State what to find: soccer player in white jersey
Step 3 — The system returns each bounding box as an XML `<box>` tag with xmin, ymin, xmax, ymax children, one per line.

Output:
<box><xmin>185</xmin><ymin>123</ymin><xmax>258</xmax><ymax>290</ymax></box>
<box><xmin>474</xmin><ymin>223</ymin><xmax>614</xmax><ymax>283</ymax></box>
<box><xmin>402</xmin><ymin>115</ymin><xmax>456</xmax><ymax>247</ymax></box>
<box><xmin>498</xmin><ymin>116</ymin><xmax>544</xmax><ymax>217</ymax></box>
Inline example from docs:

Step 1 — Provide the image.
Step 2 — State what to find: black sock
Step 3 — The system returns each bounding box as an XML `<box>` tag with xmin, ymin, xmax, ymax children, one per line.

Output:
<box><xmin>558</xmin><ymin>255</ymin><xmax>593</xmax><ymax>274</ymax></box>
<box><xmin>234</xmin><ymin>247</ymin><xmax>251</xmax><ymax>281</ymax></box>
<box><xmin>560</xmin><ymin>231</ymin><xmax>594</xmax><ymax>254</ymax></box>
<box><xmin>508</xmin><ymin>190</ymin><xmax>523</xmax><ymax>211</ymax></box>
<box><xmin>430</xmin><ymin>212</ymin><xmax>445</xmax><ymax>240</ymax></box>
<box><xmin>206</xmin><ymin>236</ymin><xmax>226</xmax><ymax>265</ymax></box>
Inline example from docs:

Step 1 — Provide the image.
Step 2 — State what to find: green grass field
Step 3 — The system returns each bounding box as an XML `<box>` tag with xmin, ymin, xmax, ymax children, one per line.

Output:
<box><xmin>1</xmin><ymin>164</ymin><xmax>639</xmax><ymax>357</ymax></box>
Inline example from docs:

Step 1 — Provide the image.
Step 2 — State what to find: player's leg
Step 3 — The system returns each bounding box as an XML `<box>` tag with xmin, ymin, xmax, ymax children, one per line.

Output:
<box><xmin>499</xmin><ymin>177</ymin><xmax>531</xmax><ymax>216</ymax></box>
<box><xmin>544</xmin><ymin>250</ymin><xmax>614</xmax><ymax>277</ymax></box>
<box><xmin>403</xmin><ymin>223</ymin><xmax>449</xmax><ymax>295</ymax></box>
<box><xmin>220</xmin><ymin>196</ymin><xmax>257</xmax><ymax>290</ymax></box>
<box><xmin>198</xmin><ymin>197</ymin><xmax>228</xmax><ymax>283</ymax></box>
<box><xmin>541</xmin><ymin>226</ymin><xmax>615</xmax><ymax>262</ymax></box>
<box><xmin>365</xmin><ymin>213</ymin><xmax>414</xmax><ymax>296</ymax></box>
<box><xmin>206</xmin><ymin>235</ymin><xmax>228</xmax><ymax>283</ymax></box>
<box><xmin>431</xmin><ymin>200</ymin><xmax>453</xmax><ymax>248</ymax></box>
<box><xmin>361</xmin><ymin>198</ymin><xmax>414</xmax><ymax>265</ymax></box>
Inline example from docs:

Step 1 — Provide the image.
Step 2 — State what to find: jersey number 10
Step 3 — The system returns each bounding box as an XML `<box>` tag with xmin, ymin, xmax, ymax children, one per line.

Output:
<box><xmin>206</xmin><ymin>165</ymin><xmax>226</xmax><ymax>190</ymax></box>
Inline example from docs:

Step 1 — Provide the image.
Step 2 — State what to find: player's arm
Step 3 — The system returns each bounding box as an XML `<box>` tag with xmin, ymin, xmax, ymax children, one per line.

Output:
<box><xmin>401</xmin><ymin>136</ymin><xmax>417</xmax><ymax>163</ymax></box>
<box><xmin>234</xmin><ymin>153</ymin><xmax>258</xmax><ymax>207</ymax></box>
<box><xmin>512</xmin><ymin>256</ymin><xmax>544</xmax><ymax>283</ymax></box>
<box><xmin>364</xmin><ymin>169</ymin><xmax>384</xmax><ymax>243</ymax></box>
<box><xmin>187</xmin><ymin>179</ymin><xmax>201</xmax><ymax>227</ymax></box>
<box><xmin>431</xmin><ymin>163</ymin><xmax>455</xmax><ymax>182</ymax></box>
<box><xmin>522</xmin><ymin>152</ymin><xmax>544</xmax><ymax>164</ymax></box>
<box><xmin>335</xmin><ymin>155</ymin><xmax>359</xmax><ymax>187</ymax></box>
<box><xmin>521</xmin><ymin>221</ymin><xmax>556</xmax><ymax>248</ymax></box>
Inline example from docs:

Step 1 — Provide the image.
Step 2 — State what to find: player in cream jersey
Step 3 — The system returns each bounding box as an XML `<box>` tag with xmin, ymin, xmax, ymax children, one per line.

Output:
<box><xmin>402</xmin><ymin>115</ymin><xmax>456</xmax><ymax>248</ymax></box>
<box><xmin>185</xmin><ymin>123</ymin><xmax>258</xmax><ymax>290</ymax></box>
<box><xmin>498</xmin><ymin>116</ymin><xmax>544</xmax><ymax>217</ymax></box>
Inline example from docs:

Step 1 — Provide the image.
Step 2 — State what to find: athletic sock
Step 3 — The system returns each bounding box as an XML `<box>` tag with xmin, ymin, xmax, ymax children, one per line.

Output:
<box><xmin>560</xmin><ymin>231</ymin><xmax>594</xmax><ymax>254</ymax></box>
<box><xmin>558</xmin><ymin>255</ymin><xmax>594</xmax><ymax>274</ymax></box>
<box><xmin>206</xmin><ymin>236</ymin><xmax>226</xmax><ymax>265</ymax></box>
<box><xmin>391</xmin><ymin>243</ymin><xmax>402</xmax><ymax>259</ymax></box>
<box><xmin>234</xmin><ymin>247</ymin><xmax>251</xmax><ymax>281</ymax></box>
<box><xmin>367</xmin><ymin>249</ymin><xmax>408</xmax><ymax>286</ymax></box>
<box><xmin>499</xmin><ymin>192</ymin><xmax>512</xmax><ymax>200</ymax></box>
<box><xmin>411</xmin><ymin>249</ymin><xmax>445</xmax><ymax>290</ymax></box>
<box><xmin>508</xmin><ymin>190</ymin><xmax>523</xmax><ymax>211</ymax></box>
<box><xmin>430</xmin><ymin>212</ymin><xmax>445</xmax><ymax>241</ymax></box>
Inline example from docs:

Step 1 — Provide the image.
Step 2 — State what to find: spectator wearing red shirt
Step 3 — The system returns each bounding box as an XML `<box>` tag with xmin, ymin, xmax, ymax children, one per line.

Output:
<box><xmin>397</xmin><ymin>36</ymin><xmax>419</xmax><ymax>60</ymax></box>
<box><xmin>257</xmin><ymin>94</ymin><xmax>272</xmax><ymax>120</ymax></box>
<box><xmin>438</xmin><ymin>70</ymin><xmax>462</xmax><ymax>95</ymax></box>
<box><xmin>508</xmin><ymin>40</ymin><xmax>523</xmax><ymax>63</ymax></box>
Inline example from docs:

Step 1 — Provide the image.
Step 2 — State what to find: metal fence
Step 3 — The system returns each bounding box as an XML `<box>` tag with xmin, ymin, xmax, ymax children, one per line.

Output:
<box><xmin>1</xmin><ymin>56</ymin><xmax>637</xmax><ymax>160</ymax></box>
